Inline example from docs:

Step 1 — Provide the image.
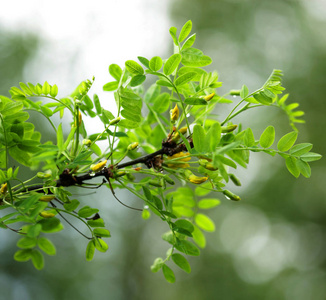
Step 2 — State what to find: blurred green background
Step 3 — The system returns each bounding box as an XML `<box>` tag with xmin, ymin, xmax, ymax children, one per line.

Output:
<box><xmin>0</xmin><ymin>0</ymin><xmax>325</xmax><ymax>299</ymax></box>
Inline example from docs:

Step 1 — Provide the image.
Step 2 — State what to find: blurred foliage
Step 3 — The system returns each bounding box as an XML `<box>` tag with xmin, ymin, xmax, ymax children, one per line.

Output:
<box><xmin>167</xmin><ymin>0</ymin><xmax>326</xmax><ymax>299</ymax></box>
<box><xmin>0</xmin><ymin>29</ymin><xmax>39</xmax><ymax>95</ymax></box>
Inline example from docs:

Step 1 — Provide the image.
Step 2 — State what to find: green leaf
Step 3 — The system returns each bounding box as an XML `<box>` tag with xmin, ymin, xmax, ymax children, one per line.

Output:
<box><xmin>172</xmin><ymin>253</ymin><xmax>191</xmax><ymax>273</ymax></box>
<box><xmin>63</xmin><ymin>199</ymin><xmax>80</xmax><ymax>212</ymax></box>
<box><xmin>174</xmin><ymin>219</ymin><xmax>194</xmax><ymax>233</ymax></box>
<box><xmin>17</xmin><ymin>237</ymin><xmax>37</xmax><ymax>249</ymax></box>
<box><xmin>300</xmin><ymin>152</ymin><xmax>322</xmax><ymax>162</ymax></box>
<box><xmin>50</xmin><ymin>84</ymin><xmax>58</xmax><ymax>97</ymax></box>
<box><xmin>121</xmin><ymin>109</ymin><xmax>141</xmax><ymax>122</ymax></box>
<box><xmin>194</xmin><ymin>182</ymin><xmax>212</xmax><ymax>197</ymax></box>
<box><xmin>142</xmin><ymin>186</ymin><xmax>153</xmax><ymax>201</ymax></box>
<box><xmin>151</xmin><ymin>257</ymin><xmax>164</xmax><ymax>273</ymax></box>
<box><xmin>244</xmin><ymin>128</ymin><xmax>255</xmax><ymax>147</ymax></box>
<box><xmin>87</xmin><ymin>218</ymin><xmax>105</xmax><ymax>228</ymax></box>
<box><xmin>78</xmin><ymin>206</ymin><xmax>99</xmax><ymax>218</ymax></box>
<box><xmin>40</xmin><ymin>106</ymin><xmax>53</xmax><ymax>117</ymax></box>
<box><xmin>57</xmin><ymin>123</ymin><xmax>63</xmax><ymax>151</ymax></box>
<box><xmin>193</xmin><ymin>124</ymin><xmax>207</xmax><ymax>153</ymax></box>
<box><xmin>1</xmin><ymin>102</ymin><xmax>23</xmax><ymax>116</ymax></box>
<box><xmin>181</xmin><ymin>48</ymin><xmax>212</xmax><ymax>67</ymax></box>
<box><xmin>259</xmin><ymin>126</ymin><xmax>275</xmax><ymax>148</ymax></box>
<box><xmin>195</xmin><ymin>213</ymin><xmax>215</xmax><ymax>232</ymax></box>
<box><xmin>285</xmin><ymin>157</ymin><xmax>300</xmax><ymax>178</ymax></box>
<box><xmin>153</xmin><ymin>93</ymin><xmax>170</xmax><ymax>113</ymax></box>
<box><xmin>192</xmin><ymin>225</ymin><xmax>206</xmax><ymax>248</ymax></box>
<box><xmin>178</xmin><ymin>20</ymin><xmax>192</xmax><ymax>42</ymax></box>
<box><xmin>118</xmin><ymin>119</ymin><xmax>140</xmax><ymax>129</ymax></box>
<box><xmin>277</xmin><ymin>131</ymin><xmax>298</xmax><ymax>152</ymax></box>
<box><xmin>206</xmin><ymin>122</ymin><xmax>221</xmax><ymax>152</ymax></box>
<box><xmin>149</xmin><ymin>56</ymin><xmax>163</xmax><ymax>71</ymax></box>
<box><xmin>93</xmin><ymin>228</ymin><xmax>111</xmax><ymax>238</ymax></box>
<box><xmin>27</xmin><ymin>223</ymin><xmax>42</xmax><ymax>238</ymax></box>
<box><xmin>137</xmin><ymin>56</ymin><xmax>150</xmax><ymax>69</ymax></box>
<box><xmin>215</xmin><ymin>155</ymin><xmax>237</xmax><ymax>169</ymax></box>
<box><xmin>240</xmin><ymin>84</ymin><xmax>249</xmax><ymax>98</ymax></box>
<box><xmin>42</xmin><ymin>81</ymin><xmax>51</xmax><ymax>95</ymax></box>
<box><xmin>162</xmin><ymin>264</ymin><xmax>176</xmax><ymax>283</ymax></box>
<box><xmin>31</xmin><ymin>249</ymin><xmax>44</xmax><ymax>270</ymax></box>
<box><xmin>156</xmin><ymin>79</ymin><xmax>173</xmax><ymax>88</ymax></box>
<box><xmin>175</xmin><ymin>239</ymin><xmax>200</xmax><ymax>256</ymax></box>
<box><xmin>197</xmin><ymin>198</ymin><xmax>221</xmax><ymax>209</ymax></box>
<box><xmin>296</xmin><ymin>159</ymin><xmax>311</xmax><ymax>178</ymax></box>
<box><xmin>289</xmin><ymin>143</ymin><xmax>313</xmax><ymax>156</ymax></box>
<box><xmin>125</xmin><ymin>60</ymin><xmax>144</xmax><ymax>75</ymax></box>
<box><xmin>93</xmin><ymin>94</ymin><xmax>102</xmax><ymax>115</ymax></box>
<box><xmin>253</xmin><ymin>91</ymin><xmax>273</xmax><ymax>105</ymax></box>
<box><xmin>86</xmin><ymin>240</ymin><xmax>96</xmax><ymax>261</ymax></box>
<box><xmin>19</xmin><ymin>82</ymin><xmax>33</xmax><ymax>95</ymax></box>
<box><xmin>163</xmin><ymin>54</ymin><xmax>181</xmax><ymax>76</ymax></box>
<box><xmin>94</xmin><ymin>238</ymin><xmax>109</xmax><ymax>253</ymax></box>
<box><xmin>175</xmin><ymin>72</ymin><xmax>197</xmax><ymax>86</ymax></box>
<box><xmin>103</xmin><ymin>81</ymin><xmax>119</xmax><ymax>91</ymax></box>
<box><xmin>109</xmin><ymin>64</ymin><xmax>122</xmax><ymax>81</ymax></box>
<box><xmin>39</xmin><ymin>218</ymin><xmax>63</xmax><ymax>233</ymax></box>
<box><xmin>37</xmin><ymin>237</ymin><xmax>56</xmax><ymax>255</ymax></box>
<box><xmin>169</xmin><ymin>27</ymin><xmax>178</xmax><ymax>46</ymax></box>
<box><xmin>181</xmin><ymin>33</ymin><xmax>196</xmax><ymax>50</ymax></box>
<box><xmin>14</xmin><ymin>249</ymin><xmax>32</xmax><ymax>262</ymax></box>
<box><xmin>130</xmin><ymin>75</ymin><xmax>146</xmax><ymax>87</ymax></box>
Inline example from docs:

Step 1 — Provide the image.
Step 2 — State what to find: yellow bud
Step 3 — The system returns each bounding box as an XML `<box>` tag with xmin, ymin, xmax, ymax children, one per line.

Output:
<box><xmin>39</xmin><ymin>195</ymin><xmax>56</xmax><ymax>202</ymax></box>
<box><xmin>189</xmin><ymin>174</ymin><xmax>208</xmax><ymax>184</ymax></box>
<box><xmin>230</xmin><ymin>90</ymin><xmax>241</xmax><ymax>96</ymax></box>
<box><xmin>90</xmin><ymin>160</ymin><xmax>107</xmax><ymax>172</ymax></box>
<box><xmin>75</xmin><ymin>110</ymin><xmax>82</xmax><ymax>127</ymax></box>
<box><xmin>166</xmin><ymin>152</ymin><xmax>191</xmax><ymax>169</ymax></box>
<box><xmin>109</xmin><ymin>117</ymin><xmax>121</xmax><ymax>126</ymax></box>
<box><xmin>116</xmin><ymin>171</ymin><xmax>126</xmax><ymax>177</ymax></box>
<box><xmin>199</xmin><ymin>159</ymin><xmax>218</xmax><ymax>171</ymax></box>
<box><xmin>82</xmin><ymin>139</ymin><xmax>92</xmax><ymax>146</ymax></box>
<box><xmin>171</xmin><ymin>104</ymin><xmax>179</xmax><ymax>121</ymax></box>
<box><xmin>223</xmin><ymin>189</ymin><xmax>241</xmax><ymax>201</ymax></box>
<box><xmin>40</xmin><ymin>211</ymin><xmax>55</xmax><ymax>218</ymax></box>
<box><xmin>0</xmin><ymin>183</ymin><xmax>8</xmax><ymax>194</ymax></box>
<box><xmin>203</xmin><ymin>92</ymin><xmax>215</xmax><ymax>102</ymax></box>
<box><xmin>230</xmin><ymin>174</ymin><xmax>241</xmax><ymax>186</ymax></box>
<box><xmin>179</xmin><ymin>127</ymin><xmax>188</xmax><ymax>135</ymax></box>
<box><xmin>37</xmin><ymin>172</ymin><xmax>51</xmax><ymax>179</ymax></box>
<box><xmin>127</xmin><ymin>142</ymin><xmax>139</xmax><ymax>151</ymax></box>
<box><xmin>164</xmin><ymin>175</ymin><xmax>175</xmax><ymax>185</ymax></box>
<box><xmin>148</xmin><ymin>180</ymin><xmax>163</xmax><ymax>187</ymax></box>
<box><xmin>221</xmin><ymin>124</ymin><xmax>238</xmax><ymax>133</ymax></box>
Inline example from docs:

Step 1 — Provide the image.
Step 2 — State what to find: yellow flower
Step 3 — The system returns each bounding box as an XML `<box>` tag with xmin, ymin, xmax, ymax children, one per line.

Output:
<box><xmin>199</xmin><ymin>159</ymin><xmax>218</xmax><ymax>171</ymax></box>
<box><xmin>166</xmin><ymin>152</ymin><xmax>191</xmax><ymax>169</ymax></box>
<box><xmin>39</xmin><ymin>195</ymin><xmax>56</xmax><ymax>202</ymax></box>
<box><xmin>188</xmin><ymin>174</ymin><xmax>208</xmax><ymax>184</ymax></box>
<box><xmin>127</xmin><ymin>142</ymin><xmax>139</xmax><ymax>151</ymax></box>
<box><xmin>203</xmin><ymin>92</ymin><xmax>215</xmax><ymax>102</ymax></box>
<box><xmin>40</xmin><ymin>211</ymin><xmax>55</xmax><ymax>218</ymax></box>
<box><xmin>178</xmin><ymin>126</ymin><xmax>188</xmax><ymax>134</ymax></box>
<box><xmin>0</xmin><ymin>183</ymin><xmax>8</xmax><ymax>194</ymax></box>
<box><xmin>171</xmin><ymin>104</ymin><xmax>179</xmax><ymax>121</ymax></box>
<box><xmin>75</xmin><ymin>110</ymin><xmax>82</xmax><ymax>127</ymax></box>
<box><xmin>90</xmin><ymin>160</ymin><xmax>107</xmax><ymax>172</ymax></box>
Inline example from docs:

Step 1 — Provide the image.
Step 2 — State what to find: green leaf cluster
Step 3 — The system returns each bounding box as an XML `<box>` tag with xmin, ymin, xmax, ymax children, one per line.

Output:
<box><xmin>0</xmin><ymin>20</ymin><xmax>321</xmax><ymax>282</ymax></box>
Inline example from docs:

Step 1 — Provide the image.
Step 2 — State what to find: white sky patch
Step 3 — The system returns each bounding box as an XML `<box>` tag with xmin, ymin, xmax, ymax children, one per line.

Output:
<box><xmin>0</xmin><ymin>0</ymin><xmax>173</xmax><ymax>135</ymax></box>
